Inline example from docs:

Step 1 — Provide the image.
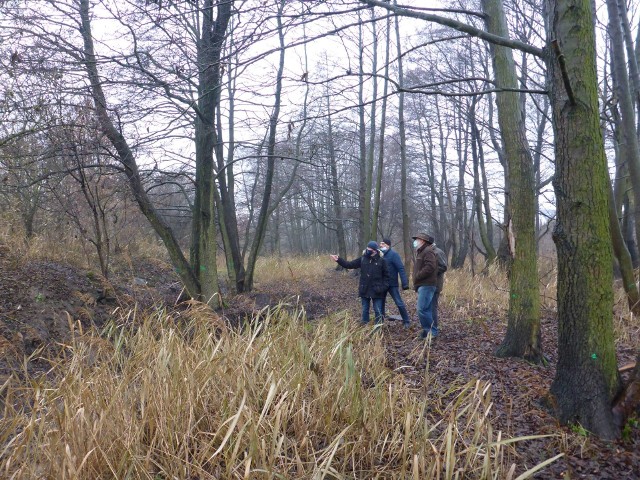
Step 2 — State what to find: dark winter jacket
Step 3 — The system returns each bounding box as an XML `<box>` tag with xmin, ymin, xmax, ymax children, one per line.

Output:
<box><xmin>434</xmin><ymin>246</ymin><xmax>448</xmax><ymax>293</ymax></box>
<box><xmin>337</xmin><ymin>253</ymin><xmax>390</xmax><ymax>299</ymax></box>
<box><xmin>382</xmin><ymin>248</ymin><xmax>408</xmax><ymax>288</ymax></box>
<box><xmin>413</xmin><ymin>244</ymin><xmax>437</xmax><ymax>290</ymax></box>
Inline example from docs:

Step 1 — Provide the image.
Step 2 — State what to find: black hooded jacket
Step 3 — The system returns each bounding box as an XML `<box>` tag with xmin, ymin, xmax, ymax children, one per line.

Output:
<box><xmin>337</xmin><ymin>253</ymin><xmax>390</xmax><ymax>299</ymax></box>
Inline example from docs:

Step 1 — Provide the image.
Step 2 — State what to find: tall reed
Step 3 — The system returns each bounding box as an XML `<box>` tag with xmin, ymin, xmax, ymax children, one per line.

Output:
<box><xmin>0</xmin><ymin>305</ymin><xmax>558</xmax><ymax>479</ymax></box>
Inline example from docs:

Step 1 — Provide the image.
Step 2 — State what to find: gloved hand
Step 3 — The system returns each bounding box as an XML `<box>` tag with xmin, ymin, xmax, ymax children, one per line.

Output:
<box><xmin>402</xmin><ymin>285</ymin><xmax>409</xmax><ymax>291</ymax></box>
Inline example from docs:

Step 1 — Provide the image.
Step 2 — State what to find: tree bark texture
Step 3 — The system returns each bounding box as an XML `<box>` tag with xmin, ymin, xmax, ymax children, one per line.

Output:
<box><xmin>482</xmin><ymin>0</ymin><xmax>542</xmax><ymax>363</ymax></box>
<box><xmin>191</xmin><ymin>0</ymin><xmax>230</xmax><ymax>303</ymax></box>
<box><xmin>546</xmin><ymin>0</ymin><xmax>621</xmax><ymax>440</ymax></box>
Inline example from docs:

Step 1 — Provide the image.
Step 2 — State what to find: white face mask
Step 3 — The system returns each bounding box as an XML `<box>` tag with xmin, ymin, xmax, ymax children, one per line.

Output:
<box><xmin>380</xmin><ymin>246</ymin><xmax>389</xmax><ymax>253</ymax></box>
<box><xmin>412</xmin><ymin>239</ymin><xmax>421</xmax><ymax>249</ymax></box>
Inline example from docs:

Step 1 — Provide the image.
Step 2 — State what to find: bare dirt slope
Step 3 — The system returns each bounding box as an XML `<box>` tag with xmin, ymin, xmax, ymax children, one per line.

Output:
<box><xmin>0</xmin><ymin>244</ymin><xmax>180</xmax><ymax>381</ymax></box>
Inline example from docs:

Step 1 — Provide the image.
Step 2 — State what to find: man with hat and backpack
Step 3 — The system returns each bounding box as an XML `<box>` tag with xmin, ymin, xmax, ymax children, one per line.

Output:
<box><xmin>412</xmin><ymin>233</ymin><xmax>438</xmax><ymax>339</ymax></box>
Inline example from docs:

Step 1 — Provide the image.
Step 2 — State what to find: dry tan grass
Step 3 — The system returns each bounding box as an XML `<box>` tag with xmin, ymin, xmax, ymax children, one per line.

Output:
<box><xmin>612</xmin><ymin>285</ymin><xmax>640</xmax><ymax>346</ymax></box>
<box><xmin>442</xmin><ymin>257</ymin><xmax>559</xmax><ymax>322</ymax></box>
<box><xmin>253</xmin><ymin>255</ymin><xmax>330</xmax><ymax>285</ymax></box>
<box><xmin>0</xmin><ymin>211</ymin><xmax>172</xmax><ymax>272</ymax></box>
<box><xmin>0</xmin><ymin>220</ymin><xmax>86</xmax><ymax>268</ymax></box>
<box><xmin>442</xmin><ymin>257</ymin><xmax>639</xmax><ymax>353</ymax></box>
<box><xmin>444</xmin><ymin>263</ymin><xmax>509</xmax><ymax>324</ymax></box>
<box><xmin>0</xmin><ymin>305</ymin><xmax>557</xmax><ymax>479</ymax></box>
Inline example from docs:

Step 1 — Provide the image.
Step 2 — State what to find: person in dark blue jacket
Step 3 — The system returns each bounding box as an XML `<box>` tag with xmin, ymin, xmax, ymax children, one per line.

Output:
<box><xmin>378</xmin><ymin>238</ymin><xmax>411</xmax><ymax>327</ymax></box>
<box><xmin>330</xmin><ymin>241</ymin><xmax>390</xmax><ymax>324</ymax></box>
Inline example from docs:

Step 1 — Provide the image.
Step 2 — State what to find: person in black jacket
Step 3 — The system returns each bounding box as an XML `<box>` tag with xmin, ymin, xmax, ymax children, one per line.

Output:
<box><xmin>330</xmin><ymin>241</ymin><xmax>390</xmax><ymax>325</ymax></box>
<box><xmin>378</xmin><ymin>238</ymin><xmax>410</xmax><ymax>327</ymax></box>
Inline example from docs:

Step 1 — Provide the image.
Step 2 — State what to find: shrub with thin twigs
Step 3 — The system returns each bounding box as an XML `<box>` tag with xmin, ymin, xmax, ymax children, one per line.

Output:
<box><xmin>0</xmin><ymin>305</ymin><xmax>559</xmax><ymax>479</ymax></box>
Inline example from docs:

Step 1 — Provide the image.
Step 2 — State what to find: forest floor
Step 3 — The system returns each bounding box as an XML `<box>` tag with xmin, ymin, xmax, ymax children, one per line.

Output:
<box><xmin>1</xmin><ymin>244</ymin><xmax>639</xmax><ymax>479</ymax></box>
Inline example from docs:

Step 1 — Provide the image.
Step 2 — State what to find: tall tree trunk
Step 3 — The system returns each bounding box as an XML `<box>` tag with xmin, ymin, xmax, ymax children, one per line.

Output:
<box><xmin>618</xmin><ymin>0</ymin><xmax>640</xmax><ymax>112</ymax></box>
<box><xmin>608</xmin><ymin>180</ymin><xmax>640</xmax><ymax>312</ymax></box>
<box><xmin>372</xmin><ymin>13</ymin><xmax>390</xmax><ymax>239</ymax></box>
<box><xmin>469</xmin><ymin>97</ymin><xmax>496</xmax><ymax>264</ymax></box>
<box><xmin>364</xmin><ymin>9</ymin><xmax>378</xmax><ymax>242</ymax></box>
<box><xmin>191</xmin><ymin>0</ymin><xmax>230</xmax><ymax>303</ymax></box>
<box><xmin>479</xmin><ymin>136</ymin><xmax>494</xmax><ymax>247</ymax></box>
<box><xmin>608</xmin><ymin>29</ymin><xmax>640</xmax><ymax>313</ymax></box>
<box><xmin>622</xmin><ymin>194</ymin><xmax>638</xmax><ymax>266</ymax></box>
<box><xmin>78</xmin><ymin>0</ymin><xmax>200</xmax><ymax>299</ymax></box>
<box><xmin>395</xmin><ymin>1</ymin><xmax>412</xmax><ymax>272</ymax></box>
<box><xmin>357</xmin><ymin>13</ymin><xmax>369</xmax><ymax>249</ymax></box>
<box><xmin>532</xmin><ymin>98</ymin><xmax>549</xmax><ymax>248</ymax></box>
<box><xmin>607</xmin><ymin>0</ymin><xmax>640</xmax><ymax>275</ymax></box>
<box><xmin>482</xmin><ymin>0</ymin><xmax>542</xmax><ymax>363</ymax></box>
<box><xmin>451</xmin><ymin>101</ymin><xmax>469</xmax><ymax>269</ymax></box>
<box><xmin>546</xmin><ymin>0</ymin><xmax>621</xmax><ymax>440</ymax></box>
<box><xmin>417</xmin><ymin>112</ymin><xmax>441</xmax><ymax>245</ymax></box>
<box><xmin>437</xmin><ymin>105</ymin><xmax>452</xmax><ymax>257</ymax></box>
<box><xmin>244</xmin><ymin>0</ymin><xmax>286</xmax><ymax>291</ymax></box>
<box><xmin>486</xmin><ymin>89</ymin><xmax>511</xmax><ymax>269</ymax></box>
<box><xmin>215</xmin><ymin>21</ymin><xmax>246</xmax><ymax>293</ymax></box>
<box><xmin>327</xmin><ymin>92</ymin><xmax>347</xmax><ymax>261</ymax></box>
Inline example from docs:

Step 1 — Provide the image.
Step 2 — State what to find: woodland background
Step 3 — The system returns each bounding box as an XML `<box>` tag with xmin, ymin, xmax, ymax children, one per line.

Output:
<box><xmin>0</xmin><ymin>0</ymin><xmax>640</xmax><ymax>478</ymax></box>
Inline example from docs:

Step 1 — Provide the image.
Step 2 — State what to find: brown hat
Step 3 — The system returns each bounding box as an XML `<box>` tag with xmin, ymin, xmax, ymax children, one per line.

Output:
<box><xmin>412</xmin><ymin>232</ymin><xmax>434</xmax><ymax>244</ymax></box>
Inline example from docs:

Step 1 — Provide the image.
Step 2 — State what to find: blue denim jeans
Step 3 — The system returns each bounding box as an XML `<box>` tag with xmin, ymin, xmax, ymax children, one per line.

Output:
<box><xmin>382</xmin><ymin>286</ymin><xmax>410</xmax><ymax>324</ymax></box>
<box><xmin>417</xmin><ymin>285</ymin><xmax>437</xmax><ymax>336</ymax></box>
<box><xmin>361</xmin><ymin>297</ymin><xmax>384</xmax><ymax>324</ymax></box>
<box><xmin>432</xmin><ymin>290</ymin><xmax>440</xmax><ymax>332</ymax></box>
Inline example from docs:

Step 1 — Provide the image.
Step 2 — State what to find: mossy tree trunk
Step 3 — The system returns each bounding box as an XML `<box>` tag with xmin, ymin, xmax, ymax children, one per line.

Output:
<box><xmin>482</xmin><ymin>0</ymin><xmax>542</xmax><ymax>363</ymax></box>
<box><xmin>546</xmin><ymin>0</ymin><xmax>621</xmax><ymax>440</ymax></box>
<box><xmin>191</xmin><ymin>0</ymin><xmax>230</xmax><ymax>304</ymax></box>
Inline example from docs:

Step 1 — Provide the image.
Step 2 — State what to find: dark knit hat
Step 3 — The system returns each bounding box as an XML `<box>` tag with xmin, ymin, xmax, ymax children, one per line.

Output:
<box><xmin>412</xmin><ymin>233</ymin><xmax>434</xmax><ymax>244</ymax></box>
<box><xmin>382</xmin><ymin>237</ymin><xmax>391</xmax><ymax>246</ymax></box>
<box><xmin>367</xmin><ymin>240</ymin><xmax>379</xmax><ymax>250</ymax></box>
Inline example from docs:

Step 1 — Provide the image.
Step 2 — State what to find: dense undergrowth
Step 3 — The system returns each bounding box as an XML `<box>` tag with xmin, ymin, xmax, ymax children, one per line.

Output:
<box><xmin>2</xmin><ymin>223</ymin><xmax>637</xmax><ymax>478</ymax></box>
<box><xmin>0</xmin><ymin>303</ymin><xmax>556</xmax><ymax>479</ymax></box>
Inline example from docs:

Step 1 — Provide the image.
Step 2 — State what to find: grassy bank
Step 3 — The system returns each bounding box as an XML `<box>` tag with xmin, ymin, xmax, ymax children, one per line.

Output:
<box><xmin>0</xmin><ymin>303</ymin><xmax>554</xmax><ymax>479</ymax></box>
